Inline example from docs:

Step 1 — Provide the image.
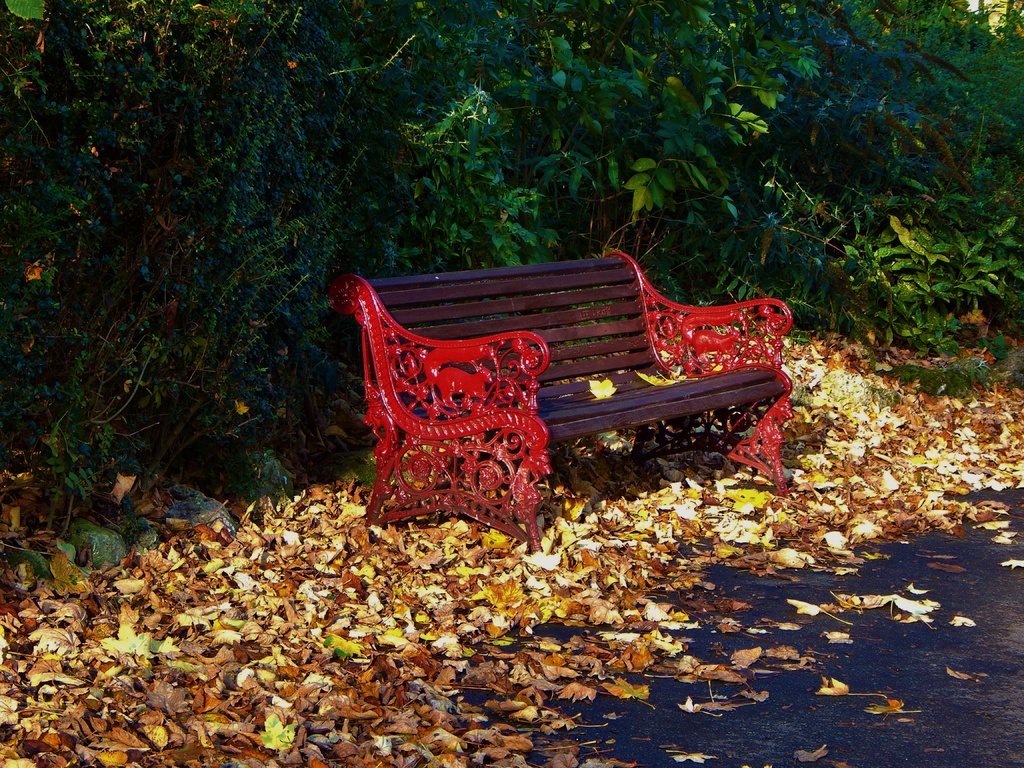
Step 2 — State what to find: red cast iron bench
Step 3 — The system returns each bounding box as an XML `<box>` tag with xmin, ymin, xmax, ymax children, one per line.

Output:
<box><xmin>329</xmin><ymin>251</ymin><xmax>793</xmax><ymax>551</ymax></box>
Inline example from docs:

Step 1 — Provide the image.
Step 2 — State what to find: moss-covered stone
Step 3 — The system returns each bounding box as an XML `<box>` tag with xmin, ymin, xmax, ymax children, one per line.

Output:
<box><xmin>68</xmin><ymin>518</ymin><xmax>128</xmax><ymax>568</ymax></box>
<box><xmin>333</xmin><ymin>449</ymin><xmax>377</xmax><ymax>486</ymax></box>
<box><xmin>894</xmin><ymin>358</ymin><xmax>990</xmax><ymax>397</ymax></box>
<box><xmin>1</xmin><ymin>546</ymin><xmax>52</xmax><ymax>578</ymax></box>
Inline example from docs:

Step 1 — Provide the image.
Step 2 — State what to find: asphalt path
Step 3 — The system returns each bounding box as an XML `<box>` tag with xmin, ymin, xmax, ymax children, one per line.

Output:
<box><xmin>517</xmin><ymin>490</ymin><xmax>1024</xmax><ymax>768</ymax></box>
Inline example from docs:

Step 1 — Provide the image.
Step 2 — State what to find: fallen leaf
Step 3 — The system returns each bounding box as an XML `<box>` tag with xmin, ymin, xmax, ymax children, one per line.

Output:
<box><xmin>558</xmin><ymin>681</ymin><xmax>597</xmax><ymax>702</ymax></box>
<box><xmin>949</xmin><ymin>615</ymin><xmax>976</xmax><ymax>627</ymax></box>
<box><xmin>1001</xmin><ymin>559</ymin><xmax>1024</xmax><ymax>569</ymax></box>
<box><xmin>637</xmin><ymin>371</ymin><xmax>674</xmax><ymax>386</ymax></box>
<box><xmin>787</xmin><ymin>599</ymin><xmax>821</xmax><ymax>616</ymax></box>
<box><xmin>601</xmin><ymin>677</ymin><xmax>649</xmax><ymax>701</ymax></box>
<box><xmin>669</xmin><ymin>752</ymin><xmax>717</xmax><ymax>763</ymax></box>
<box><xmin>816</xmin><ymin>677</ymin><xmax>849</xmax><ymax>696</ymax></box>
<box><xmin>795</xmin><ymin>744</ymin><xmax>829</xmax><ymax>762</ymax></box>
<box><xmin>865</xmin><ymin>698</ymin><xmax>919</xmax><ymax>715</ymax></box>
<box><xmin>589</xmin><ymin>379</ymin><xmax>617</xmax><ymax>399</ymax></box>
<box><xmin>946</xmin><ymin>667</ymin><xmax>976</xmax><ymax>681</ymax></box>
<box><xmin>260</xmin><ymin>713</ymin><xmax>296</xmax><ymax>750</ymax></box>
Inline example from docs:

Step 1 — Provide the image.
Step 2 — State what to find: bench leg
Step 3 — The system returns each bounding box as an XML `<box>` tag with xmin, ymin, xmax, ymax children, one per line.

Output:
<box><xmin>726</xmin><ymin>395</ymin><xmax>792</xmax><ymax>493</ymax></box>
<box><xmin>631</xmin><ymin>395</ymin><xmax>791</xmax><ymax>492</ymax></box>
<box><xmin>365</xmin><ymin>426</ymin><xmax>550</xmax><ymax>551</ymax></box>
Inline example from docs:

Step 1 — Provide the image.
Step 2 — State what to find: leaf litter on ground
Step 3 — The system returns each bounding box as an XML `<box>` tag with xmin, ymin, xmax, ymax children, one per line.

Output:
<box><xmin>1</xmin><ymin>336</ymin><xmax>1023</xmax><ymax>766</ymax></box>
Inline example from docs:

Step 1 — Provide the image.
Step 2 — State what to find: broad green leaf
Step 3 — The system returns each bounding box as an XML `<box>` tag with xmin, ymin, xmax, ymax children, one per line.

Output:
<box><xmin>630</xmin><ymin>157</ymin><xmax>657</xmax><ymax>172</ymax></box>
<box><xmin>665</xmin><ymin>76</ymin><xmax>698</xmax><ymax>112</ymax></box>
<box><xmin>5</xmin><ymin>0</ymin><xmax>45</xmax><ymax>19</ymax></box>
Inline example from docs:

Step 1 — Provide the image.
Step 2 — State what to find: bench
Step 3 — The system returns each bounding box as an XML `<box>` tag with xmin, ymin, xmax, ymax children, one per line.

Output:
<box><xmin>329</xmin><ymin>251</ymin><xmax>793</xmax><ymax>551</ymax></box>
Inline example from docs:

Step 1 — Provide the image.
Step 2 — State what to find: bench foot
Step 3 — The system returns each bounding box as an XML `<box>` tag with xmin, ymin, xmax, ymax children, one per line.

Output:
<box><xmin>365</xmin><ymin>426</ymin><xmax>550</xmax><ymax>551</ymax></box>
<box><xmin>727</xmin><ymin>395</ymin><xmax>792</xmax><ymax>494</ymax></box>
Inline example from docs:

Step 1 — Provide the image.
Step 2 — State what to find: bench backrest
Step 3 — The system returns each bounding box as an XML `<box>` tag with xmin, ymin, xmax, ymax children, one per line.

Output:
<box><xmin>366</xmin><ymin>255</ymin><xmax>653</xmax><ymax>387</ymax></box>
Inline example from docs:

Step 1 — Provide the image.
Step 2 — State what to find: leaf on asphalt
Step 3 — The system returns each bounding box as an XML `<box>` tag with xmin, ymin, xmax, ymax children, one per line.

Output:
<box><xmin>730</xmin><ymin>647</ymin><xmax>762</xmax><ymax>669</ymax></box>
<box><xmin>1001</xmin><ymin>559</ymin><xmax>1024</xmax><ymax>569</ymax></box>
<box><xmin>823</xmin><ymin>631</ymin><xmax>853</xmax><ymax>644</ymax></box>
<box><xmin>865</xmin><ymin>698</ymin><xmax>919</xmax><ymax>715</ymax></box>
<box><xmin>949</xmin><ymin>615</ymin><xmax>976</xmax><ymax>627</ymax></box>
<box><xmin>787</xmin><ymin>599</ymin><xmax>822</xmax><ymax>616</ymax></box>
<box><xmin>946</xmin><ymin>667</ymin><xmax>977</xmax><ymax>681</ymax></box>
<box><xmin>558</xmin><ymin>681</ymin><xmax>597</xmax><ymax>702</ymax></box>
<box><xmin>601</xmin><ymin>678</ymin><xmax>650</xmax><ymax>701</ymax></box>
<box><xmin>816</xmin><ymin>677</ymin><xmax>850</xmax><ymax>696</ymax></box>
<box><xmin>795</xmin><ymin>744</ymin><xmax>829</xmax><ymax>762</ymax></box>
<box><xmin>669</xmin><ymin>752</ymin><xmax>717</xmax><ymax>763</ymax></box>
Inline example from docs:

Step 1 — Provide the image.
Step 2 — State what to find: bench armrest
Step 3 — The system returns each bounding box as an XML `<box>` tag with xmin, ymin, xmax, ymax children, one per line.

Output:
<box><xmin>330</xmin><ymin>275</ymin><xmax>550</xmax><ymax>430</ymax></box>
<box><xmin>612</xmin><ymin>252</ymin><xmax>792</xmax><ymax>376</ymax></box>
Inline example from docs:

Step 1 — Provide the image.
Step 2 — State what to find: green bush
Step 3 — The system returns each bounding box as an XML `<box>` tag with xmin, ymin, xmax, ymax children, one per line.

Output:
<box><xmin>1</xmin><ymin>0</ymin><xmax>405</xmax><ymax>515</ymax></box>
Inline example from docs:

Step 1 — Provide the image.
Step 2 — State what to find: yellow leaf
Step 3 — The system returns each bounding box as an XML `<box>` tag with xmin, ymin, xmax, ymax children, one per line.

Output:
<box><xmin>234</xmin><ymin>400</ymin><xmax>250</xmax><ymax>415</ymax></box>
<box><xmin>816</xmin><ymin>676</ymin><xmax>849</xmax><ymax>696</ymax></box>
<box><xmin>100</xmin><ymin>624</ymin><xmax>154</xmax><ymax>658</ymax></box>
<box><xmin>324</xmin><ymin>634</ymin><xmax>364</xmax><ymax>659</ymax></box>
<box><xmin>142</xmin><ymin>724</ymin><xmax>169</xmax><ymax>749</ymax></box>
<box><xmin>865</xmin><ymin>697</ymin><xmax>918</xmax><ymax>715</ymax></box>
<box><xmin>50</xmin><ymin>552</ymin><xmax>89</xmax><ymax>594</ymax></box>
<box><xmin>601</xmin><ymin>677</ymin><xmax>649</xmax><ymax>701</ymax></box>
<box><xmin>588</xmin><ymin>379</ymin><xmax>617</xmax><ymax>399</ymax></box>
<box><xmin>637</xmin><ymin>371</ymin><xmax>673</xmax><ymax>386</ymax></box>
<box><xmin>95</xmin><ymin>752</ymin><xmax>128</xmax><ymax>767</ymax></box>
<box><xmin>1000</xmin><ymin>559</ymin><xmax>1024</xmax><ymax>569</ymax></box>
<box><xmin>949</xmin><ymin>615</ymin><xmax>976</xmax><ymax>627</ymax></box>
<box><xmin>787</xmin><ymin>599</ymin><xmax>822</xmax><ymax>616</ymax></box>
<box><xmin>24</xmin><ymin>264</ymin><xmax>44</xmax><ymax>282</ymax></box>
<box><xmin>260</xmin><ymin>713</ymin><xmax>296</xmax><ymax>750</ymax></box>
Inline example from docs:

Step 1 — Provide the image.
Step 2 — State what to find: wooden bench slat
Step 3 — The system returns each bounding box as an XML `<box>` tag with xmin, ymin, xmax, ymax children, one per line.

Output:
<box><xmin>540</xmin><ymin>350</ymin><xmax>654</xmax><ymax>383</ymax></box>
<box><xmin>410</xmin><ymin>301</ymin><xmax>644</xmax><ymax>340</ymax></box>
<box><xmin>388</xmin><ymin>283</ymin><xmax>642</xmax><ymax>326</ymax></box>
<box><xmin>547</xmin><ymin>334</ymin><xmax>650</xmax><ymax>363</ymax></box>
<box><xmin>373</xmin><ymin>264</ymin><xmax>636</xmax><ymax>307</ymax></box>
<box><xmin>368</xmin><ymin>257</ymin><xmax>618</xmax><ymax>290</ymax></box>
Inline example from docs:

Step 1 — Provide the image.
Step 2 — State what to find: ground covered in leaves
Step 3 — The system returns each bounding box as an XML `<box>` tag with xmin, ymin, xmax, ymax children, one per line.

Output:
<box><xmin>1</xmin><ymin>337</ymin><xmax>1023</xmax><ymax>767</ymax></box>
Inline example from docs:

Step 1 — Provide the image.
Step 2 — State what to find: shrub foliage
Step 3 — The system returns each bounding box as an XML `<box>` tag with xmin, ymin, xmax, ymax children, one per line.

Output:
<box><xmin>2</xmin><ymin>0</ymin><xmax>1022</xmax><ymax>516</ymax></box>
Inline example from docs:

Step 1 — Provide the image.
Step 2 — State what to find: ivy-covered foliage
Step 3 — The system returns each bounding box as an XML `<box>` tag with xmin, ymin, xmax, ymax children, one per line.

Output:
<box><xmin>2</xmin><ymin>0</ymin><xmax>1023</xmax><ymax>520</ymax></box>
<box><xmin>1</xmin><ymin>0</ymin><xmax>403</xmax><ymax>511</ymax></box>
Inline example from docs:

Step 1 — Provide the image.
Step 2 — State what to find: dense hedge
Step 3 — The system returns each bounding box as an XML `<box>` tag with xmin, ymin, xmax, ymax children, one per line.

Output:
<box><xmin>1</xmin><ymin>0</ymin><xmax>404</xmax><ymax>511</ymax></box>
<box><xmin>2</xmin><ymin>0</ymin><xmax>1022</xmax><ymax>518</ymax></box>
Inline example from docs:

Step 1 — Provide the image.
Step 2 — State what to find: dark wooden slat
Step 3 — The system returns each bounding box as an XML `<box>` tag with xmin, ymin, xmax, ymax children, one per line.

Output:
<box><xmin>540</xmin><ymin>351</ymin><xmax>654</xmax><ymax>383</ymax></box>
<box><xmin>539</xmin><ymin>317</ymin><xmax>646</xmax><ymax>345</ymax></box>
<box><xmin>369</xmin><ymin>257</ymin><xmax>620</xmax><ymax>290</ymax></box>
<box><xmin>548</xmin><ymin>334</ymin><xmax>650</xmax><ymax>363</ymax></box>
<box><xmin>388</xmin><ymin>283</ymin><xmax>641</xmax><ymax>325</ymax></box>
<box><xmin>543</xmin><ymin>378</ymin><xmax>786</xmax><ymax>441</ymax></box>
<box><xmin>373</xmin><ymin>264</ymin><xmax>636</xmax><ymax>307</ymax></box>
<box><xmin>411</xmin><ymin>301</ymin><xmax>643</xmax><ymax>339</ymax></box>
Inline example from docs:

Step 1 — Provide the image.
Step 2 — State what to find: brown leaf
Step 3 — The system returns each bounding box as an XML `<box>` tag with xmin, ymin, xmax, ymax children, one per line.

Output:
<box><xmin>558</xmin><ymin>681</ymin><xmax>598</xmax><ymax>702</ymax></box>
<box><xmin>927</xmin><ymin>561</ymin><xmax>966</xmax><ymax>573</ymax></box>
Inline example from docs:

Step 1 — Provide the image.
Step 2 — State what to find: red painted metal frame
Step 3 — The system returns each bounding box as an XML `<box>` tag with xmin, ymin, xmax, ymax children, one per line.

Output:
<box><xmin>329</xmin><ymin>274</ymin><xmax>552</xmax><ymax>549</ymax></box>
<box><xmin>611</xmin><ymin>250</ymin><xmax>794</xmax><ymax>493</ymax></box>
<box><xmin>330</xmin><ymin>253</ymin><xmax>793</xmax><ymax>551</ymax></box>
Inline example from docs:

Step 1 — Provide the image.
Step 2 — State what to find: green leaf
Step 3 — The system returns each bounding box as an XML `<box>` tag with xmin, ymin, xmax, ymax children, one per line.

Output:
<box><xmin>260</xmin><ymin>714</ymin><xmax>296</xmax><ymax>750</ymax></box>
<box><xmin>5</xmin><ymin>0</ymin><xmax>44</xmax><ymax>19</ymax></box>
<box><xmin>552</xmin><ymin>70</ymin><xmax>567</xmax><ymax>89</ymax></box>
<box><xmin>630</xmin><ymin>157</ymin><xmax>657</xmax><ymax>172</ymax></box>
<box><xmin>665</xmin><ymin>76</ymin><xmax>699</xmax><ymax>112</ymax></box>
<box><xmin>623</xmin><ymin>172</ymin><xmax>651</xmax><ymax>190</ymax></box>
